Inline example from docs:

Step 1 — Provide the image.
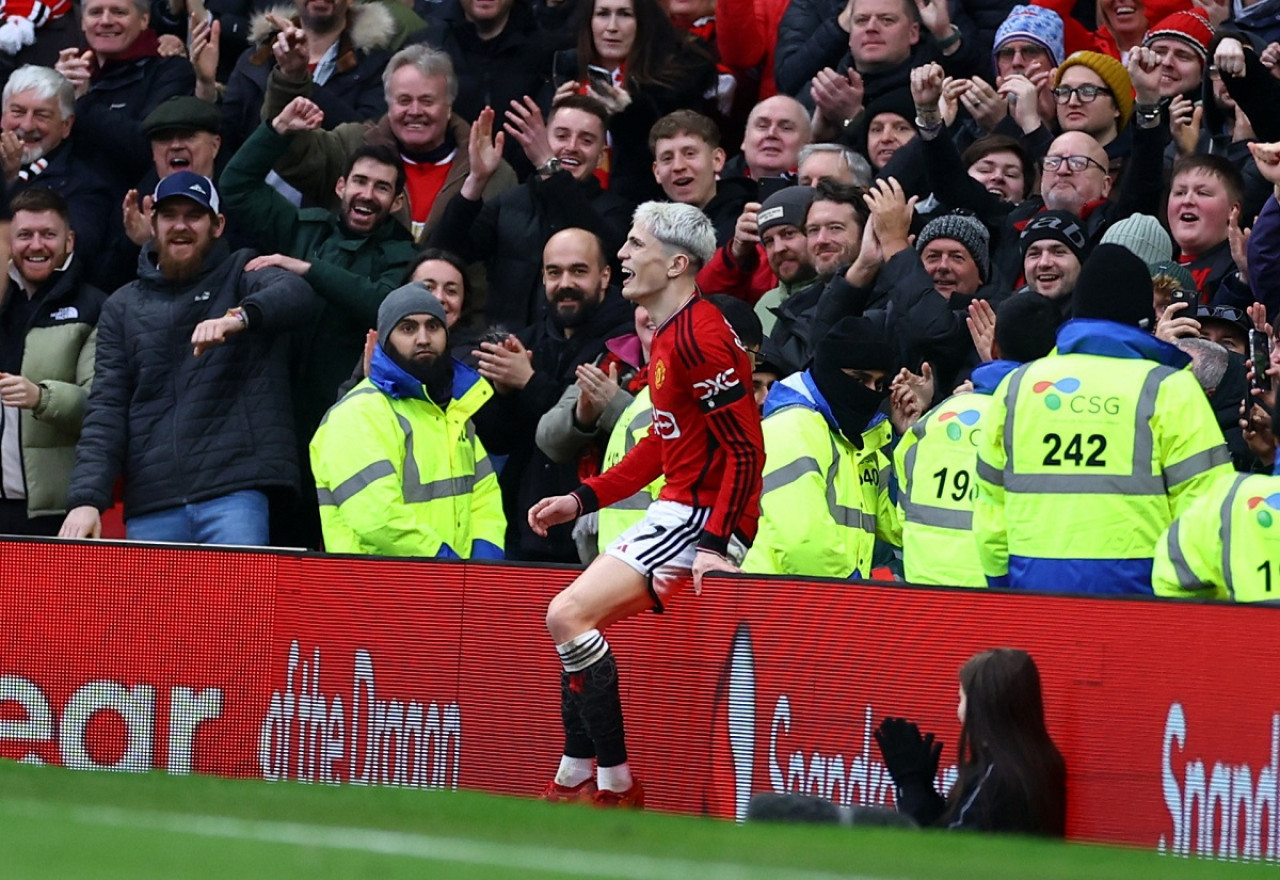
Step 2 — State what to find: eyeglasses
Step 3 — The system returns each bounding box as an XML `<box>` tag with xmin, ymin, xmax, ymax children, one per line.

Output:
<box><xmin>1042</xmin><ymin>154</ymin><xmax>1108</xmax><ymax>173</ymax></box>
<box><xmin>995</xmin><ymin>45</ymin><xmax>1048</xmax><ymax>62</ymax></box>
<box><xmin>1207</xmin><ymin>64</ymin><xmax>1221</xmax><ymax>80</ymax></box>
<box><xmin>1050</xmin><ymin>85</ymin><xmax>1113</xmax><ymax>104</ymax></box>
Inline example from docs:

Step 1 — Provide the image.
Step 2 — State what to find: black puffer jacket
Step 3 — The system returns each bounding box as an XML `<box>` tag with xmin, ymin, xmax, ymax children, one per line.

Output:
<box><xmin>429</xmin><ymin>169</ymin><xmax>634</xmax><ymax>330</ymax></box>
<box><xmin>70</xmin><ymin>40</ymin><xmax>196</xmax><ymax>191</ymax></box>
<box><xmin>65</xmin><ymin>241</ymin><xmax>316</xmax><ymax>517</ymax></box>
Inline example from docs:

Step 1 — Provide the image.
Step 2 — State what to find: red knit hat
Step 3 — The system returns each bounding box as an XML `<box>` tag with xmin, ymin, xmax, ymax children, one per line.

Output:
<box><xmin>1142</xmin><ymin>8</ymin><xmax>1213</xmax><ymax>61</ymax></box>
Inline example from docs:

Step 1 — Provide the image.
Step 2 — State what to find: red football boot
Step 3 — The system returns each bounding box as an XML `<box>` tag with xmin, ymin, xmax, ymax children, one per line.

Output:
<box><xmin>592</xmin><ymin>777</ymin><xmax>645</xmax><ymax>809</ymax></box>
<box><xmin>541</xmin><ymin>778</ymin><xmax>598</xmax><ymax>804</ymax></box>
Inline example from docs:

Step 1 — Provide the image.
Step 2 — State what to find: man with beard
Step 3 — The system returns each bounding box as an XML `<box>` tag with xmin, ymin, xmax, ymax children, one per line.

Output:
<box><xmin>697</xmin><ymin>185</ymin><xmax>817</xmax><ymax>314</ymax></box>
<box><xmin>0</xmin><ymin>188</ymin><xmax>105</xmax><ymax>537</ymax></box>
<box><xmin>477</xmin><ymin>227</ymin><xmax>633</xmax><ymax>561</ymax></box>
<box><xmin>768</xmin><ymin>178</ymin><xmax>866</xmax><ymax>375</ymax></box>
<box><xmin>743</xmin><ymin>315</ymin><xmax>914</xmax><ymax>578</ymax></box>
<box><xmin>219</xmin><ymin>94</ymin><xmax>417</xmax><ymax>547</ymax></box>
<box><xmin>0</xmin><ymin>65</ymin><xmax>112</xmax><ymax>264</ymax></box>
<box><xmin>58</xmin><ymin>171</ymin><xmax>314</xmax><ymax>546</ymax></box>
<box><xmin>263</xmin><ymin>44</ymin><xmax>516</xmax><ymax>243</ymax></box>
<box><xmin>430</xmin><ymin>94</ymin><xmax>633</xmax><ymax>331</ymax></box>
<box><xmin>308</xmin><ymin>282</ymin><xmax>505</xmax><ymax>557</ymax></box>
<box><xmin>752</xmin><ymin>188</ymin><xmax>819</xmax><ymax>334</ymax></box>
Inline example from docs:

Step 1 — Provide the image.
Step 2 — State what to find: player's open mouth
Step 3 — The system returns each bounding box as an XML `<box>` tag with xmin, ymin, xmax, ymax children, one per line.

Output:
<box><xmin>673</xmin><ymin>176</ymin><xmax>694</xmax><ymax>187</ymax></box>
<box><xmin>619</xmin><ymin>267</ymin><xmax>634</xmax><ymax>286</ymax></box>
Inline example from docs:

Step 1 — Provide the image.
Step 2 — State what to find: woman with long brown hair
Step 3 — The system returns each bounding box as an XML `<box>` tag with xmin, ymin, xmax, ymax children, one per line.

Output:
<box><xmin>875</xmin><ymin>647</ymin><xmax>1067</xmax><ymax>835</ymax></box>
<box><xmin>551</xmin><ymin>0</ymin><xmax>715</xmax><ymax>203</ymax></box>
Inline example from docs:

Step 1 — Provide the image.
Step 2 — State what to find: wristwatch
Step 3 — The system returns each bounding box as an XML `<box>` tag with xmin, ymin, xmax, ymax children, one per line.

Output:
<box><xmin>537</xmin><ymin>157</ymin><xmax>563</xmax><ymax>176</ymax></box>
<box><xmin>1134</xmin><ymin>102</ymin><xmax>1161</xmax><ymax>129</ymax></box>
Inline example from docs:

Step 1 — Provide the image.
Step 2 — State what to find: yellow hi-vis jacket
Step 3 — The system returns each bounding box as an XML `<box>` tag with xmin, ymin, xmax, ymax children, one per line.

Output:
<box><xmin>310</xmin><ymin>362</ymin><xmax>505</xmax><ymax>558</ymax></box>
<box><xmin>743</xmin><ymin>372</ymin><xmax>900</xmax><ymax>578</ymax></box>
<box><xmin>596</xmin><ymin>385</ymin><xmax>663</xmax><ymax>551</ymax></box>
<box><xmin>893</xmin><ymin>360</ymin><xmax>1021</xmax><ymax>587</ymax></box>
<box><xmin>973</xmin><ymin>320</ymin><xmax>1232</xmax><ymax>594</ymax></box>
<box><xmin>1153</xmin><ymin>472</ymin><xmax>1280</xmax><ymax>602</ymax></box>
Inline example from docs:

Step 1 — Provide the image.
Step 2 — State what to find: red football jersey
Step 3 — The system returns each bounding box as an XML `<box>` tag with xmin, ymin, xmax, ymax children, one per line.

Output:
<box><xmin>576</xmin><ymin>295</ymin><xmax>764</xmax><ymax>554</ymax></box>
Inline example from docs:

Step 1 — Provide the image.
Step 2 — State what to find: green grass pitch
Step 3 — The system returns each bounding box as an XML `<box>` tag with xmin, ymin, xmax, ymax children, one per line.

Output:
<box><xmin>0</xmin><ymin>760</ymin><xmax>1273</xmax><ymax>879</ymax></box>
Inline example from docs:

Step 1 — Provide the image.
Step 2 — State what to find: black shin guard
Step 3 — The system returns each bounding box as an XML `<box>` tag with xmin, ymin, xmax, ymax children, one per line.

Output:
<box><xmin>578</xmin><ymin>648</ymin><xmax>627</xmax><ymax>767</ymax></box>
<box><xmin>561</xmin><ymin>671</ymin><xmax>595</xmax><ymax>759</ymax></box>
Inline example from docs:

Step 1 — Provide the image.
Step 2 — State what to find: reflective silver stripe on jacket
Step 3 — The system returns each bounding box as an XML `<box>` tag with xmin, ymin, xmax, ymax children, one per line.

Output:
<box><xmin>900</xmin><ymin>420</ymin><xmax>971</xmax><ymax>530</ymax></box>
<box><xmin>316</xmin><ymin>460</ymin><xmax>396</xmax><ymax>506</ymax></box>
<box><xmin>1164</xmin><ymin>519</ymin><xmax>1209</xmax><ymax>592</ymax></box>
<box><xmin>758</xmin><ymin>436</ymin><xmax>876</xmax><ymax>535</ymax></box>
<box><xmin>1000</xmin><ymin>362</ymin><xmax>1203</xmax><ymax>496</ymax></box>
<box><xmin>1164</xmin><ymin>446</ymin><xmax>1231</xmax><ymax>488</ymax></box>
<box><xmin>901</xmin><ymin>498</ymin><xmax>973</xmax><ymax>530</ymax></box>
<box><xmin>398</xmin><ymin>414</ymin><xmax>477</xmax><ymax>503</ymax></box>
<box><xmin>1221</xmin><ymin>473</ymin><xmax>1249</xmax><ymax>600</ymax></box>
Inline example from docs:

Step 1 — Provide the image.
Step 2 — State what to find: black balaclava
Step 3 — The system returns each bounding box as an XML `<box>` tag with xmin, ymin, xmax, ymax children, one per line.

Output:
<box><xmin>810</xmin><ymin>316</ymin><xmax>896</xmax><ymax>447</ymax></box>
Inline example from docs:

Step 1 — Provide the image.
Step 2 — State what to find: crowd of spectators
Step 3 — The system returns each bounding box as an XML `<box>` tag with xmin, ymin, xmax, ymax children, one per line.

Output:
<box><xmin>0</xmin><ymin>0</ymin><xmax>1278</xmax><ymax>600</ymax></box>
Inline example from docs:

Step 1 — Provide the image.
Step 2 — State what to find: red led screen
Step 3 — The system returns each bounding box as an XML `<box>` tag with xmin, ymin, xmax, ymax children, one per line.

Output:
<box><xmin>0</xmin><ymin>538</ymin><xmax>1275</xmax><ymax>861</ymax></box>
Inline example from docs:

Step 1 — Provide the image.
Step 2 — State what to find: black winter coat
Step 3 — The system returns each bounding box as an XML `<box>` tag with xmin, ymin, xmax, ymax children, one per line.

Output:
<box><xmin>416</xmin><ymin>2</ymin><xmax>569</xmax><ymax>179</ymax></box>
<box><xmin>65</xmin><ymin>241</ymin><xmax>316</xmax><ymax>517</ymax></box>
<box><xmin>7</xmin><ymin>140</ymin><xmax>115</xmax><ymax>265</ymax></box>
<box><xmin>70</xmin><ymin>47</ymin><xmax>196</xmax><ymax>192</ymax></box>
<box><xmin>429</xmin><ymin>169</ymin><xmax>634</xmax><ymax>331</ymax></box>
<box><xmin>220</xmin><ymin>3</ymin><xmax>396</xmax><ymax>157</ymax></box>
<box><xmin>495</xmin><ymin>288</ymin><xmax>634</xmax><ymax>561</ymax></box>
<box><xmin>774</xmin><ymin>0</ymin><xmax>847</xmax><ymax>98</ymax></box>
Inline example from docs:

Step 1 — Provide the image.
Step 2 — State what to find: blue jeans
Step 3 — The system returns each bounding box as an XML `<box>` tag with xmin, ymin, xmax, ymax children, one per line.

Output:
<box><xmin>125</xmin><ymin>490</ymin><xmax>270</xmax><ymax>546</ymax></box>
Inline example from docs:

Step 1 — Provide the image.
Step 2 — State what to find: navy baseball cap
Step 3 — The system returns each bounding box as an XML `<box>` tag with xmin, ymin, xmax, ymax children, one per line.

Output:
<box><xmin>152</xmin><ymin>171</ymin><xmax>220</xmax><ymax>214</ymax></box>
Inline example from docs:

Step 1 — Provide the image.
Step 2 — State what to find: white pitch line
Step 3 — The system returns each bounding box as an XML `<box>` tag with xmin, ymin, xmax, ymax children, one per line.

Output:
<box><xmin>0</xmin><ymin>799</ymin><xmax>901</xmax><ymax>880</ymax></box>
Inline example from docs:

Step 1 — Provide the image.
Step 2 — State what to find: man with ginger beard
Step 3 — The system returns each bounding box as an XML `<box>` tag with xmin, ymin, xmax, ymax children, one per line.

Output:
<box><xmin>219</xmin><ymin>94</ymin><xmax>417</xmax><ymax>548</ymax></box>
<box><xmin>0</xmin><ymin>188</ymin><xmax>105</xmax><ymax>537</ymax></box>
<box><xmin>58</xmin><ymin>171</ymin><xmax>315</xmax><ymax>546</ymax></box>
<box><xmin>476</xmin><ymin>226</ymin><xmax>633</xmax><ymax>561</ymax></box>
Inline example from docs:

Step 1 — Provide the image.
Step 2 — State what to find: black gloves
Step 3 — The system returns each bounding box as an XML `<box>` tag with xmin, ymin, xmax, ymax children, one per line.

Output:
<box><xmin>874</xmin><ymin>716</ymin><xmax>943</xmax><ymax>787</ymax></box>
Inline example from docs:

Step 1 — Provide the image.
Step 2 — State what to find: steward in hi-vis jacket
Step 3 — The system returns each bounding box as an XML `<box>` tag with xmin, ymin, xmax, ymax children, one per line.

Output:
<box><xmin>974</xmin><ymin>246</ymin><xmax>1232</xmax><ymax>594</ymax></box>
<box><xmin>896</xmin><ymin>292</ymin><xmax>1061</xmax><ymax>587</ymax></box>
<box><xmin>311</xmin><ymin>283</ymin><xmax>504</xmax><ymax>558</ymax></box>
<box><xmin>1153</xmin><ymin>472</ymin><xmax>1280</xmax><ymax>603</ymax></box>
<box><xmin>744</xmin><ymin>316</ymin><xmax>902</xmax><ymax>579</ymax></box>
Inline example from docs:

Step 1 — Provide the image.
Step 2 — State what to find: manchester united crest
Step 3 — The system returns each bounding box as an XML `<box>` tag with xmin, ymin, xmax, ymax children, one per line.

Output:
<box><xmin>653</xmin><ymin>359</ymin><xmax>666</xmax><ymax>390</ymax></box>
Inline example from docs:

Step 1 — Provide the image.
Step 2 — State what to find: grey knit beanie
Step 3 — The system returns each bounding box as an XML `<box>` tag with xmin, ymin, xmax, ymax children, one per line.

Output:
<box><xmin>377</xmin><ymin>282</ymin><xmax>448</xmax><ymax>347</ymax></box>
<box><xmin>1099</xmin><ymin>214</ymin><xmax>1173</xmax><ymax>266</ymax></box>
<box><xmin>916</xmin><ymin>213</ymin><xmax>990</xmax><ymax>283</ymax></box>
<box><xmin>757</xmin><ymin>186</ymin><xmax>815</xmax><ymax>236</ymax></box>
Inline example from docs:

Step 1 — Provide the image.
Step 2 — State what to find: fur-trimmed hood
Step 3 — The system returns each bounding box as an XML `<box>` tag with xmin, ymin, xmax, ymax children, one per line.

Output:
<box><xmin>248</xmin><ymin>2</ymin><xmax>396</xmax><ymax>61</ymax></box>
